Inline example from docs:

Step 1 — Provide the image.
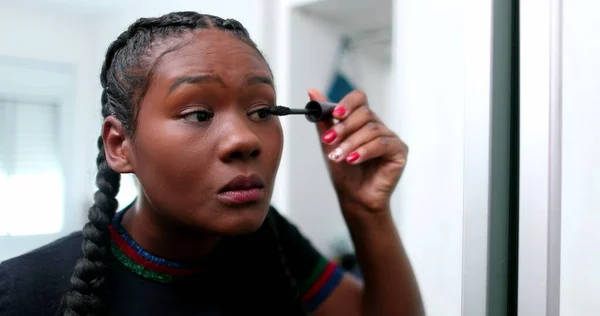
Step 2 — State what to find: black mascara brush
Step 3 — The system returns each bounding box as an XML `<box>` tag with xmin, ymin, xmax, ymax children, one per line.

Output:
<box><xmin>269</xmin><ymin>101</ymin><xmax>338</xmax><ymax>122</ymax></box>
<box><xmin>268</xmin><ymin>106</ymin><xmax>316</xmax><ymax>116</ymax></box>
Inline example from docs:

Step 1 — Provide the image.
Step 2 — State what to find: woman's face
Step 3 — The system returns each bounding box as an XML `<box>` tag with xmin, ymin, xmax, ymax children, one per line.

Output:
<box><xmin>130</xmin><ymin>30</ymin><xmax>283</xmax><ymax>235</ymax></box>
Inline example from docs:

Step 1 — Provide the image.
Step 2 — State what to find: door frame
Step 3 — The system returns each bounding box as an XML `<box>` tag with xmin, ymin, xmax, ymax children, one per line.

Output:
<box><xmin>518</xmin><ymin>0</ymin><xmax>563</xmax><ymax>315</ymax></box>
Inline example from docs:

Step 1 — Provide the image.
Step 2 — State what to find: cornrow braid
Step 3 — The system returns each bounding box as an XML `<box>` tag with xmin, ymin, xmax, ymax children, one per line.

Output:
<box><xmin>62</xmin><ymin>11</ymin><xmax>299</xmax><ymax>315</ymax></box>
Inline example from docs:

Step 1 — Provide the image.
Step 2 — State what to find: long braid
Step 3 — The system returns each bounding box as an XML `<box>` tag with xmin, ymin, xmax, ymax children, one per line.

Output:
<box><xmin>62</xmin><ymin>137</ymin><xmax>120</xmax><ymax>315</ymax></box>
<box><xmin>62</xmin><ymin>11</ymin><xmax>297</xmax><ymax>315</ymax></box>
<box><xmin>62</xmin><ymin>23</ymin><xmax>131</xmax><ymax>316</ymax></box>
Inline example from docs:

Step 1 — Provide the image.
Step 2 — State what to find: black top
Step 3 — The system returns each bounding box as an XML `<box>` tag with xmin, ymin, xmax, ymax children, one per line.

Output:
<box><xmin>0</xmin><ymin>207</ymin><xmax>344</xmax><ymax>315</ymax></box>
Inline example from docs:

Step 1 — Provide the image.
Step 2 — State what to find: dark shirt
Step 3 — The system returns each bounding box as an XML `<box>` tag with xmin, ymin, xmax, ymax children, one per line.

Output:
<box><xmin>0</xmin><ymin>207</ymin><xmax>343</xmax><ymax>315</ymax></box>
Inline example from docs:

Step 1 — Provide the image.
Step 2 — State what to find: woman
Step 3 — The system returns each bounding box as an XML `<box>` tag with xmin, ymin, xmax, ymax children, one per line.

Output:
<box><xmin>0</xmin><ymin>11</ymin><xmax>423</xmax><ymax>316</ymax></box>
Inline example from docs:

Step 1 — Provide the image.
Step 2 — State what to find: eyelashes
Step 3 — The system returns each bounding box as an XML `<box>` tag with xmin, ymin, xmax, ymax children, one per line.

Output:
<box><xmin>183</xmin><ymin>109</ymin><xmax>214</xmax><ymax>123</ymax></box>
<box><xmin>182</xmin><ymin>105</ymin><xmax>274</xmax><ymax>124</ymax></box>
<box><xmin>248</xmin><ymin>107</ymin><xmax>272</xmax><ymax>121</ymax></box>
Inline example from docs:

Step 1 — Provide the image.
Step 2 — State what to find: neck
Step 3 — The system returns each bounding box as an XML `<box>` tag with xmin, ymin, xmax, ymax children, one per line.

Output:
<box><xmin>120</xmin><ymin>197</ymin><xmax>220</xmax><ymax>262</ymax></box>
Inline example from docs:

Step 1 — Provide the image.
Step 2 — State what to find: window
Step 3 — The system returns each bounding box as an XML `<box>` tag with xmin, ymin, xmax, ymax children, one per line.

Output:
<box><xmin>0</xmin><ymin>99</ymin><xmax>64</xmax><ymax>236</ymax></box>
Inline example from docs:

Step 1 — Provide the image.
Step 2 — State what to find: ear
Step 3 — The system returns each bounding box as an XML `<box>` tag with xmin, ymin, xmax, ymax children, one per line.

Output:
<box><xmin>102</xmin><ymin>116</ymin><xmax>134</xmax><ymax>173</ymax></box>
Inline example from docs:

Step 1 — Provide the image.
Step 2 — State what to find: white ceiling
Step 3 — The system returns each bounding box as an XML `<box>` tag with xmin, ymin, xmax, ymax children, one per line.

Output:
<box><xmin>296</xmin><ymin>0</ymin><xmax>392</xmax><ymax>34</ymax></box>
<box><xmin>1</xmin><ymin>0</ymin><xmax>393</xmax><ymax>62</ymax></box>
<box><xmin>1</xmin><ymin>0</ymin><xmax>129</xmax><ymax>15</ymax></box>
<box><xmin>15</xmin><ymin>0</ymin><xmax>214</xmax><ymax>16</ymax></box>
<box><xmin>295</xmin><ymin>0</ymin><xmax>393</xmax><ymax>63</ymax></box>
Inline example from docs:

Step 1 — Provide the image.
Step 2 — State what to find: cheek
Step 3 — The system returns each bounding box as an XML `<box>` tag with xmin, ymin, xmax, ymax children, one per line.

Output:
<box><xmin>261</xmin><ymin>123</ymin><xmax>284</xmax><ymax>171</ymax></box>
<box><xmin>133</xmin><ymin>121</ymin><xmax>215</xmax><ymax>188</ymax></box>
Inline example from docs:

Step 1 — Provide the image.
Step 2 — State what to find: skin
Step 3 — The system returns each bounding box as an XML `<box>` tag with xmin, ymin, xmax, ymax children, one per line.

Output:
<box><xmin>103</xmin><ymin>29</ymin><xmax>424</xmax><ymax>315</ymax></box>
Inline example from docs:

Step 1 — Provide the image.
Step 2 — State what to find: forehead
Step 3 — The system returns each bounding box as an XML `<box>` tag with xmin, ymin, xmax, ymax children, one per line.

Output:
<box><xmin>152</xmin><ymin>30</ymin><xmax>270</xmax><ymax>83</ymax></box>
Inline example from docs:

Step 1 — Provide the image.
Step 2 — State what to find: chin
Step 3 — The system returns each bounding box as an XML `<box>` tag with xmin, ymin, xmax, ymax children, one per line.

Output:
<box><xmin>207</xmin><ymin>203</ymin><xmax>270</xmax><ymax>236</ymax></box>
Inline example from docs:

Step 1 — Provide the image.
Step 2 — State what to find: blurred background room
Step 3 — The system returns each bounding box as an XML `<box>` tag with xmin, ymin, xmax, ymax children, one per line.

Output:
<box><xmin>0</xmin><ymin>0</ymin><xmax>598</xmax><ymax>315</ymax></box>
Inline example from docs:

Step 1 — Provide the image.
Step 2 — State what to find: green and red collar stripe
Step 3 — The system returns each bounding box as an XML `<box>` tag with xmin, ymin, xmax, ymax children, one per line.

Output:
<box><xmin>109</xmin><ymin>210</ymin><xmax>206</xmax><ymax>284</ymax></box>
<box><xmin>300</xmin><ymin>257</ymin><xmax>344</xmax><ymax>312</ymax></box>
<box><xmin>109</xmin><ymin>207</ymin><xmax>345</xmax><ymax>307</ymax></box>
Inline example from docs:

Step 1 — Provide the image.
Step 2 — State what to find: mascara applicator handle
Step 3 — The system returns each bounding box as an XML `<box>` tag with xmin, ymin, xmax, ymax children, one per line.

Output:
<box><xmin>305</xmin><ymin>101</ymin><xmax>337</xmax><ymax>122</ymax></box>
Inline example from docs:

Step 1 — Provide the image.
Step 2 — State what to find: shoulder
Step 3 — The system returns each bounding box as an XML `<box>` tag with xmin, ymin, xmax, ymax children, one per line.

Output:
<box><xmin>266</xmin><ymin>206</ymin><xmax>322</xmax><ymax>263</ymax></box>
<box><xmin>0</xmin><ymin>231</ymin><xmax>83</xmax><ymax>316</ymax></box>
<box><xmin>267</xmin><ymin>206</ymin><xmax>304</xmax><ymax>239</ymax></box>
<box><xmin>1</xmin><ymin>231</ymin><xmax>83</xmax><ymax>273</ymax></box>
<box><xmin>266</xmin><ymin>207</ymin><xmax>346</xmax><ymax>313</ymax></box>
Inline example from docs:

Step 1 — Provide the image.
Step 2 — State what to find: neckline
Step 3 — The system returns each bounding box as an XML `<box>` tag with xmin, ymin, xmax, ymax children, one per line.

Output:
<box><xmin>109</xmin><ymin>206</ymin><xmax>210</xmax><ymax>284</ymax></box>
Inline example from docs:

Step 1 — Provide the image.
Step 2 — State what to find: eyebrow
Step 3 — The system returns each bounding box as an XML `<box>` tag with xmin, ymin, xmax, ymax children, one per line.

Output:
<box><xmin>246</xmin><ymin>75</ymin><xmax>274</xmax><ymax>88</ymax></box>
<box><xmin>167</xmin><ymin>74</ymin><xmax>275</xmax><ymax>95</ymax></box>
<box><xmin>168</xmin><ymin>74</ymin><xmax>224</xmax><ymax>94</ymax></box>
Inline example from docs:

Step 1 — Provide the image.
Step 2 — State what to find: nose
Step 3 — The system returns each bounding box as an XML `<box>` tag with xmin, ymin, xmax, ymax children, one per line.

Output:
<box><xmin>217</xmin><ymin>117</ymin><xmax>262</xmax><ymax>162</ymax></box>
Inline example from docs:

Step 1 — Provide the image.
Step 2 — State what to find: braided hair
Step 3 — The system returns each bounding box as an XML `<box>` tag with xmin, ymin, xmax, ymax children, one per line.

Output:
<box><xmin>61</xmin><ymin>11</ymin><xmax>306</xmax><ymax>315</ymax></box>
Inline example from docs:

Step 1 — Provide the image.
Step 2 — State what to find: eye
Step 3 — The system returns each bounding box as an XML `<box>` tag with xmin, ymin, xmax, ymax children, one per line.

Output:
<box><xmin>248</xmin><ymin>107</ymin><xmax>272</xmax><ymax>121</ymax></box>
<box><xmin>183</xmin><ymin>109</ymin><xmax>214</xmax><ymax>123</ymax></box>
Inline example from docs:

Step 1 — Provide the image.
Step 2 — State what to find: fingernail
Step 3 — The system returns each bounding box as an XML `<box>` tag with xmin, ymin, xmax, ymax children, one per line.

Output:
<box><xmin>328</xmin><ymin>148</ymin><xmax>343</xmax><ymax>161</ymax></box>
<box><xmin>333</xmin><ymin>106</ymin><xmax>346</xmax><ymax>117</ymax></box>
<box><xmin>322</xmin><ymin>130</ymin><xmax>337</xmax><ymax>143</ymax></box>
<box><xmin>346</xmin><ymin>152</ymin><xmax>359</xmax><ymax>163</ymax></box>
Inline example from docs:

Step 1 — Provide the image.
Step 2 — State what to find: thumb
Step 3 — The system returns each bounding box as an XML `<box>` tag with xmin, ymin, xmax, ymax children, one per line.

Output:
<box><xmin>308</xmin><ymin>89</ymin><xmax>339</xmax><ymax>169</ymax></box>
<box><xmin>308</xmin><ymin>88</ymin><xmax>327</xmax><ymax>102</ymax></box>
<box><xmin>307</xmin><ymin>89</ymin><xmax>334</xmax><ymax>138</ymax></box>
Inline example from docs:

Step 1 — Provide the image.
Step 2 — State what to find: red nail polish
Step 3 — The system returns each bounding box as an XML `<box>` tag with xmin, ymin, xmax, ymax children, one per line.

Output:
<box><xmin>322</xmin><ymin>130</ymin><xmax>337</xmax><ymax>143</ymax></box>
<box><xmin>347</xmin><ymin>152</ymin><xmax>359</xmax><ymax>163</ymax></box>
<box><xmin>333</xmin><ymin>106</ymin><xmax>346</xmax><ymax>117</ymax></box>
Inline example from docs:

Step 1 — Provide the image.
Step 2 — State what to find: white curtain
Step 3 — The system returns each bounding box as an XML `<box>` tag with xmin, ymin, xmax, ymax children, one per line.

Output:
<box><xmin>0</xmin><ymin>99</ymin><xmax>64</xmax><ymax>236</ymax></box>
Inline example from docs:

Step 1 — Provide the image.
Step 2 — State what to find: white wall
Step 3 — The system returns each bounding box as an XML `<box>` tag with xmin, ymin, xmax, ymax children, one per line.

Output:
<box><xmin>561</xmin><ymin>1</ymin><xmax>600</xmax><ymax>314</ymax></box>
<box><xmin>0</xmin><ymin>4</ymin><xmax>97</xmax><ymax>260</ymax></box>
<box><xmin>392</xmin><ymin>1</ymin><xmax>466</xmax><ymax>315</ymax></box>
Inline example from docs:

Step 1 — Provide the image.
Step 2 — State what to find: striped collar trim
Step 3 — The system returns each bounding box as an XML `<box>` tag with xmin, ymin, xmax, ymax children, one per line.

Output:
<box><xmin>109</xmin><ymin>209</ymin><xmax>206</xmax><ymax>283</ymax></box>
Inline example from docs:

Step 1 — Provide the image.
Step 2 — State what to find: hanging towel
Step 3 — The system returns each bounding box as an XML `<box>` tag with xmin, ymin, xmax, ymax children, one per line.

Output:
<box><xmin>326</xmin><ymin>37</ymin><xmax>356</xmax><ymax>103</ymax></box>
<box><xmin>326</xmin><ymin>72</ymin><xmax>355</xmax><ymax>103</ymax></box>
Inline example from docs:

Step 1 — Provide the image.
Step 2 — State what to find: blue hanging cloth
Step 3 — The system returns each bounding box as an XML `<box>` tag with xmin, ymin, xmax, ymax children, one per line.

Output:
<box><xmin>326</xmin><ymin>37</ymin><xmax>356</xmax><ymax>103</ymax></box>
<box><xmin>326</xmin><ymin>72</ymin><xmax>355</xmax><ymax>103</ymax></box>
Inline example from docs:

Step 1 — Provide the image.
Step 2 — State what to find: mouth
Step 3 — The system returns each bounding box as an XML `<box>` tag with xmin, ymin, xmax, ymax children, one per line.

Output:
<box><xmin>216</xmin><ymin>174</ymin><xmax>266</xmax><ymax>205</ymax></box>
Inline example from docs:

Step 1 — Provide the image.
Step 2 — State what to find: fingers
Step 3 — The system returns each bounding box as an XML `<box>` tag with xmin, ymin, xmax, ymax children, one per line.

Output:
<box><xmin>320</xmin><ymin>105</ymin><xmax>377</xmax><ymax>146</ymax></box>
<box><xmin>332</xmin><ymin>136</ymin><xmax>406</xmax><ymax>166</ymax></box>
<box><xmin>334</xmin><ymin>90</ymin><xmax>369</xmax><ymax>120</ymax></box>
<box><xmin>308</xmin><ymin>88</ymin><xmax>327</xmax><ymax>102</ymax></box>
<box><xmin>308</xmin><ymin>89</ymin><xmax>369</xmax><ymax>134</ymax></box>
<box><xmin>327</xmin><ymin>129</ymin><xmax>401</xmax><ymax>164</ymax></box>
<box><xmin>325</xmin><ymin>120</ymin><xmax>386</xmax><ymax>159</ymax></box>
<box><xmin>309</xmin><ymin>88</ymin><xmax>407</xmax><ymax>166</ymax></box>
<box><xmin>308</xmin><ymin>89</ymin><xmax>335</xmax><ymax>140</ymax></box>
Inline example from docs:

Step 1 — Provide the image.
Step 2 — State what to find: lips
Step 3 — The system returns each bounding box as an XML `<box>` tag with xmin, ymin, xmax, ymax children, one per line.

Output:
<box><xmin>217</xmin><ymin>174</ymin><xmax>265</xmax><ymax>204</ymax></box>
<box><xmin>218</xmin><ymin>174</ymin><xmax>265</xmax><ymax>193</ymax></box>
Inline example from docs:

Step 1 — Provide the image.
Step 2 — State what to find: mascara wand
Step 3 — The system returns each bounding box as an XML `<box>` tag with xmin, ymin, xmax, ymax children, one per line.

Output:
<box><xmin>268</xmin><ymin>106</ymin><xmax>316</xmax><ymax>116</ymax></box>
<box><xmin>269</xmin><ymin>101</ymin><xmax>338</xmax><ymax>122</ymax></box>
